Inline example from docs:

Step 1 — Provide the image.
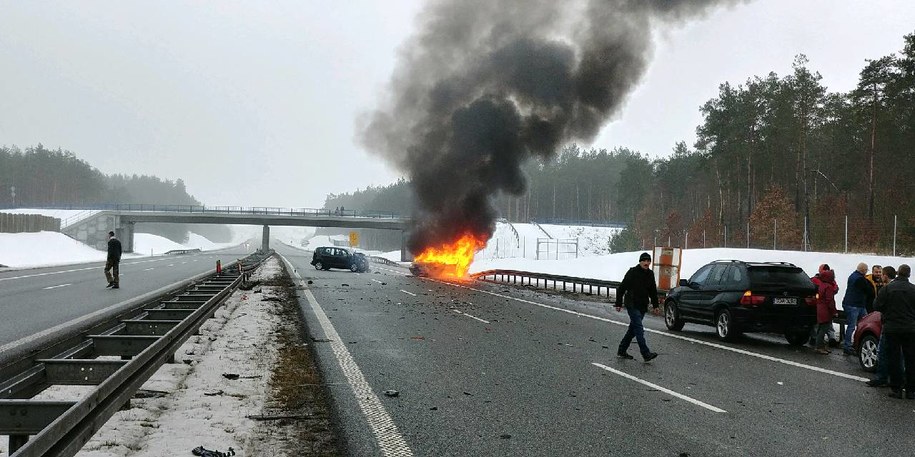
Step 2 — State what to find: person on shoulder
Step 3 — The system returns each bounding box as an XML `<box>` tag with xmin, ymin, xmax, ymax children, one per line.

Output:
<box><xmin>867</xmin><ymin>266</ymin><xmax>899</xmax><ymax>387</ymax></box>
<box><xmin>867</xmin><ymin>264</ymin><xmax>884</xmax><ymax>297</ymax></box>
<box><xmin>813</xmin><ymin>268</ymin><xmax>839</xmax><ymax>354</ymax></box>
<box><xmin>873</xmin><ymin>264</ymin><xmax>915</xmax><ymax>399</ymax></box>
<box><xmin>843</xmin><ymin>263</ymin><xmax>875</xmax><ymax>355</ymax></box>
<box><xmin>105</xmin><ymin>231</ymin><xmax>122</xmax><ymax>289</ymax></box>
<box><xmin>615</xmin><ymin>252</ymin><xmax>659</xmax><ymax>363</ymax></box>
<box><xmin>810</xmin><ymin>264</ymin><xmax>839</xmax><ymax>347</ymax></box>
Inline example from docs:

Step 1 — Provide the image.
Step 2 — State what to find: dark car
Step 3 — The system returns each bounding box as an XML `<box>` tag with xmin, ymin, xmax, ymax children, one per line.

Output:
<box><xmin>853</xmin><ymin>311</ymin><xmax>882</xmax><ymax>372</ymax></box>
<box><xmin>311</xmin><ymin>247</ymin><xmax>369</xmax><ymax>273</ymax></box>
<box><xmin>664</xmin><ymin>260</ymin><xmax>817</xmax><ymax>345</ymax></box>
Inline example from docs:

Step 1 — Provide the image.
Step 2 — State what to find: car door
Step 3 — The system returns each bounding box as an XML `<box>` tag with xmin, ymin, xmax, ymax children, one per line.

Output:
<box><xmin>694</xmin><ymin>264</ymin><xmax>730</xmax><ymax>323</ymax></box>
<box><xmin>334</xmin><ymin>248</ymin><xmax>349</xmax><ymax>269</ymax></box>
<box><xmin>678</xmin><ymin>264</ymin><xmax>714</xmax><ymax>319</ymax></box>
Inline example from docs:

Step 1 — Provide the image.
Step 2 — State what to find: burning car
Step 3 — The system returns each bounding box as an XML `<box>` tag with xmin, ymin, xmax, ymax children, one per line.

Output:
<box><xmin>409</xmin><ymin>233</ymin><xmax>486</xmax><ymax>280</ymax></box>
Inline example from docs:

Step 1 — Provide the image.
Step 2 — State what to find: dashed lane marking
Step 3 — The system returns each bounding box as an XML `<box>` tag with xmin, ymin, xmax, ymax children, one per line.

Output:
<box><xmin>372</xmin><ymin>279</ymin><xmax>384</xmax><ymax>284</ymax></box>
<box><xmin>400</xmin><ymin>290</ymin><xmax>417</xmax><ymax>296</ymax></box>
<box><xmin>0</xmin><ymin>257</ymin><xmax>175</xmax><ymax>282</ymax></box>
<box><xmin>452</xmin><ymin>309</ymin><xmax>490</xmax><ymax>324</ymax></box>
<box><xmin>281</xmin><ymin>254</ymin><xmax>413</xmax><ymax>457</ymax></box>
<box><xmin>592</xmin><ymin>363</ymin><xmax>727</xmax><ymax>413</ymax></box>
<box><xmin>42</xmin><ymin>283</ymin><xmax>71</xmax><ymax>290</ymax></box>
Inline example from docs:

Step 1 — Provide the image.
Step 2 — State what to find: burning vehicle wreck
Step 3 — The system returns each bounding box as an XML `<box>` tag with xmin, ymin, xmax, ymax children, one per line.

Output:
<box><xmin>408</xmin><ymin>232</ymin><xmax>487</xmax><ymax>280</ymax></box>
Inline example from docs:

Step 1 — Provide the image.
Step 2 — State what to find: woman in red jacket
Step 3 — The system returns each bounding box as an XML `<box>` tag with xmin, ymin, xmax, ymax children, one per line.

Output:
<box><xmin>812</xmin><ymin>268</ymin><xmax>839</xmax><ymax>354</ymax></box>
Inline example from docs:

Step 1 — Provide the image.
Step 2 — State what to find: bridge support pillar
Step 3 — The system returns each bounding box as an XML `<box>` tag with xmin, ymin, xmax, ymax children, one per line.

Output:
<box><xmin>261</xmin><ymin>225</ymin><xmax>270</xmax><ymax>252</ymax></box>
<box><xmin>401</xmin><ymin>230</ymin><xmax>411</xmax><ymax>262</ymax></box>
<box><xmin>117</xmin><ymin>222</ymin><xmax>135</xmax><ymax>253</ymax></box>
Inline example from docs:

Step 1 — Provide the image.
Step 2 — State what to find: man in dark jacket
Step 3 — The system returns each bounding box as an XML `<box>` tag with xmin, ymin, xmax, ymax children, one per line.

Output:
<box><xmin>874</xmin><ymin>264</ymin><xmax>915</xmax><ymax>399</ymax></box>
<box><xmin>105</xmin><ymin>231</ymin><xmax>122</xmax><ymax>289</ymax></box>
<box><xmin>842</xmin><ymin>263</ymin><xmax>875</xmax><ymax>354</ymax></box>
<box><xmin>615</xmin><ymin>252</ymin><xmax>659</xmax><ymax>362</ymax></box>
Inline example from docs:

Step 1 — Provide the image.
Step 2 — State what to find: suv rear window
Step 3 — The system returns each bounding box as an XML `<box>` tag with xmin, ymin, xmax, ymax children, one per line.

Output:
<box><xmin>747</xmin><ymin>267</ymin><xmax>813</xmax><ymax>288</ymax></box>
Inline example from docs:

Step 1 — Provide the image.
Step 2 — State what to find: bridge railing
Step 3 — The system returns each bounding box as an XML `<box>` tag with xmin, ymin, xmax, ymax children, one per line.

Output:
<box><xmin>15</xmin><ymin>204</ymin><xmax>403</xmax><ymax>219</ymax></box>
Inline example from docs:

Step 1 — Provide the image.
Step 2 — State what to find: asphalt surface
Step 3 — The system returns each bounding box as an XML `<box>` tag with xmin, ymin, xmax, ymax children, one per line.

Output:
<box><xmin>277</xmin><ymin>244</ymin><xmax>914</xmax><ymax>457</ymax></box>
<box><xmin>0</xmin><ymin>247</ymin><xmax>252</xmax><ymax>347</ymax></box>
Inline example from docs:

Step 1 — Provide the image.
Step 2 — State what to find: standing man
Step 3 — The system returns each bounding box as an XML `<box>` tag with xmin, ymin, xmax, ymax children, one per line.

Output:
<box><xmin>865</xmin><ymin>264</ymin><xmax>884</xmax><ymax>312</ymax></box>
<box><xmin>615</xmin><ymin>252</ymin><xmax>659</xmax><ymax>362</ymax></box>
<box><xmin>105</xmin><ymin>231</ymin><xmax>122</xmax><ymax>289</ymax></box>
<box><xmin>867</xmin><ymin>266</ymin><xmax>898</xmax><ymax>387</ymax></box>
<box><xmin>842</xmin><ymin>262</ymin><xmax>875</xmax><ymax>355</ymax></box>
<box><xmin>874</xmin><ymin>264</ymin><xmax>915</xmax><ymax>399</ymax></box>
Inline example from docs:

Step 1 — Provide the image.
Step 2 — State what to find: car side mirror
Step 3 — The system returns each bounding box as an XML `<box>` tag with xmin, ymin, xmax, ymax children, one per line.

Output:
<box><xmin>679</xmin><ymin>279</ymin><xmax>690</xmax><ymax>287</ymax></box>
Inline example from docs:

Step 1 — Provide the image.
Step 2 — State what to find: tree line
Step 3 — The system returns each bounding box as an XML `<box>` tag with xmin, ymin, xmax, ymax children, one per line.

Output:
<box><xmin>328</xmin><ymin>31</ymin><xmax>915</xmax><ymax>255</ymax></box>
<box><xmin>0</xmin><ymin>144</ymin><xmax>230</xmax><ymax>243</ymax></box>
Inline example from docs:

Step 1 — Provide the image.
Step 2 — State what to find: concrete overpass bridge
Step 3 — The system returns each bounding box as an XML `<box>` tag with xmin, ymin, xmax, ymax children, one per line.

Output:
<box><xmin>54</xmin><ymin>205</ymin><xmax>410</xmax><ymax>257</ymax></box>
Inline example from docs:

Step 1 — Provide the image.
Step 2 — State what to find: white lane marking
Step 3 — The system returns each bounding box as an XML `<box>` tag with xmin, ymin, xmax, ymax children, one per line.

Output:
<box><xmin>167</xmin><ymin>264</ymin><xmax>175</xmax><ymax>267</ymax></box>
<box><xmin>452</xmin><ymin>309</ymin><xmax>490</xmax><ymax>324</ymax></box>
<box><xmin>0</xmin><ymin>257</ymin><xmax>168</xmax><ymax>282</ymax></box>
<box><xmin>372</xmin><ymin>279</ymin><xmax>384</xmax><ymax>284</ymax></box>
<box><xmin>434</xmin><ymin>279</ymin><xmax>869</xmax><ymax>383</ymax></box>
<box><xmin>592</xmin><ymin>363</ymin><xmax>727</xmax><ymax>413</ymax></box>
<box><xmin>143</xmin><ymin>268</ymin><xmax>155</xmax><ymax>271</ymax></box>
<box><xmin>281</xmin><ymin>255</ymin><xmax>412</xmax><ymax>456</ymax></box>
<box><xmin>42</xmin><ymin>283</ymin><xmax>71</xmax><ymax>290</ymax></box>
<box><xmin>400</xmin><ymin>290</ymin><xmax>417</xmax><ymax>296</ymax></box>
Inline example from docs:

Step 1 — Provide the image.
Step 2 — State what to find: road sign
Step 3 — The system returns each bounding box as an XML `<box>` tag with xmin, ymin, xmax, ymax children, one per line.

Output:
<box><xmin>349</xmin><ymin>231</ymin><xmax>359</xmax><ymax>247</ymax></box>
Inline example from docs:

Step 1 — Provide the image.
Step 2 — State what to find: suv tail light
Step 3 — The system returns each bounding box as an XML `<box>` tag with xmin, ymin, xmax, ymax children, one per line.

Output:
<box><xmin>740</xmin><ymin>290</ymin><xmax>765</xmax><ymax>307</ymax></box>
<box><xmin>805</xmin><ymin>296</ymin><xmax>817</xmax><ymax>306</ymax></box>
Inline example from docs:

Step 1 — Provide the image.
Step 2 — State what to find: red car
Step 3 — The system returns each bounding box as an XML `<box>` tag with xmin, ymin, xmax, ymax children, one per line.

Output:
<box><xmin>853</xmin><ymin>311</ymin><xmax>882</xmax><ymax>372</ymax></box>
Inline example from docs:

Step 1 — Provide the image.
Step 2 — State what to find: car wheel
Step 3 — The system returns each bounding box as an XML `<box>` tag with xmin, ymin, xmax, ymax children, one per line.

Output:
<box><xmin>313</xmin><ymin>261</ymin><xmax>323</xmax><ymax>270</ymax></box>
<box><xmin>350</xmin><ymin>263</ymin><xmax>359</xmax><ymax>272</ymax></box>
<box><xmin>785</xmin><ymin>331</ymin><xmax>809</xmax><ymax>346</ymax></box>
<box><xmin>664</xmin><ymin>300</ymin><xmax>685</xmax><ymax>331</ymax></box>
<box><xmin>858</xmin><ymin>334</ymin><xmax>879</xmax><ymax>372</ymax></box>
<box><xmin>715</xmin><ymin>309</ymin><xmax>738</xmax><ymax>341</ymax></box>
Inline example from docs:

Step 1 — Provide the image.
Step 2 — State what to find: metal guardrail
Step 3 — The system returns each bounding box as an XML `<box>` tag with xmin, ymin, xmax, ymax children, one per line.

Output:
<box><xmin>0</xmin><ymin>252</ymin><xmax>270</xmax><ymax>456</ymax></box>
<box><xmin>163</xmin><ymin>248</ymin><xmax>202</xmax><ymax>255</ymax></box>
<box><xmin>471</xmin><ymin>269</ymin><xmax>623</xmax><ymax>297</ymax></box>
<box><xmin>368</xmin><ymin>256</ymin><xmax>402</xmax><ymax>267</ymax></box>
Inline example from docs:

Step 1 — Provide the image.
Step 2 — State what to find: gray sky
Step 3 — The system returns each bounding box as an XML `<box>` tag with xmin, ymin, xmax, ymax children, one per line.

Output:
<box><xmin>1</xmin><ymin>1</ymin><xmax>914</xmax><ymax>209</ymax></box>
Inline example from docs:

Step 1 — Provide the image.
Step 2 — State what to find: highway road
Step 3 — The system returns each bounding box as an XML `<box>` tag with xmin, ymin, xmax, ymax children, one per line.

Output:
<box><xmin>0</xmin><ymin>247</ymin><xmax>252</xmax><ymax>349</ymax></box>
<box><xmin>276</xmin><ymin>243</ymin><xmax>912</xmax><ymax>457</ymax></box>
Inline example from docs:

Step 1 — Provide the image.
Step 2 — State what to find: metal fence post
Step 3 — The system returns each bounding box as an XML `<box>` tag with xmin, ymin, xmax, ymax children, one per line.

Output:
<box><xmin>774</xmin><ymin>219</ymin><xmax>777</xmax><ymax>250</ymax></box>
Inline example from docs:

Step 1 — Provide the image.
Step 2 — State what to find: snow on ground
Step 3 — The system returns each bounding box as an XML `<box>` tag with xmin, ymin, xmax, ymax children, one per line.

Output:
<box><xmin>0</xmin><ymin>231</ymin><xmax>238</xmax><ymax>269</ymax></box>
<box><xmin>0</xmin><ymin>258</ymin><xmax>292</xmax><ymax>457</ymax></box>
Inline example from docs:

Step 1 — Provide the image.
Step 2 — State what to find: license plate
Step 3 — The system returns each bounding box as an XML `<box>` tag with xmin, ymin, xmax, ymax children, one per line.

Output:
<box><xmin>773</xmin><ymin>297</ymin><xmax>797</xmax><ymax>305</ymax></box>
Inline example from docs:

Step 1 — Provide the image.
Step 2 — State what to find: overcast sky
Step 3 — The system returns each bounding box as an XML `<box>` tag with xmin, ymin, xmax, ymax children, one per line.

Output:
<box><xmin>1</xmin><ymin>1</ymin><xmax>914</xmax><ymax>209</ymax></box>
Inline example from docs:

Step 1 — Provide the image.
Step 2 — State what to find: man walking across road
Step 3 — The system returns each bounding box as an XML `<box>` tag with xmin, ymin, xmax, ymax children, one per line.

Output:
<box><xmin>843</xmin><ymin>262</ymin><xmax>875</xmax><ymax>355</ymax></box>
<box><xmin>874</xmin><ymin>264</ymin><xmax>915</xmax><ymax>399</ymax></box>
<box><xmin>105</xmin><ymin>231</ymin><xmax>122</xmax><ymax>289</ymax></box>
<box><xmin>615</xmin><ymin>252</ymin><xmax>659</xmax><ymax>362</ymax></box>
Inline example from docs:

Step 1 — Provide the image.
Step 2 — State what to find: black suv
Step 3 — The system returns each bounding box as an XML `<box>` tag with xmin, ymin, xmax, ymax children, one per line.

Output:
<box><xmin>664</xmin><ymin>260</ymin><xmax>817</xmax><ymax>345</ymax></box>
<box><xmin>311</xmin><ymin>247</ymin><xmax>369</xmax><ymax>273</ymax></box>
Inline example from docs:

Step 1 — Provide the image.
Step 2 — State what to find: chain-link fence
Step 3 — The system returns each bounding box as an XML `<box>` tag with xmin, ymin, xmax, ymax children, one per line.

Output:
<box><xmin>651</xmin><ymin>214</ymin><xmax>912</xmax><ymax>256</ymax></box>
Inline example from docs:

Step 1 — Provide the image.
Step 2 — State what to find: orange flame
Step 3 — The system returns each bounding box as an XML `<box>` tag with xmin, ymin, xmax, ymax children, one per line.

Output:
<box><xmin>414</xmin><ymin>232</ymin><xmax>488</xmax><ymax>279</ymax></box>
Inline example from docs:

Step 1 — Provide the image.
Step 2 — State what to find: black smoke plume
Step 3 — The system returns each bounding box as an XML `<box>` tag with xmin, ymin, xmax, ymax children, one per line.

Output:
<box><xmin>360</xmin><ymin>0</ymin><xmax>740</xmax><ymax>254</ymax></box>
